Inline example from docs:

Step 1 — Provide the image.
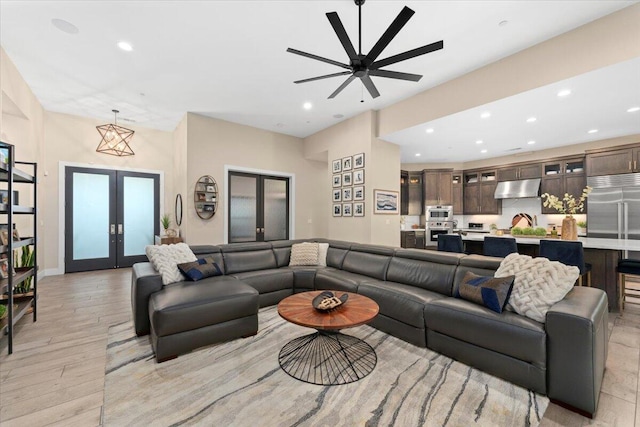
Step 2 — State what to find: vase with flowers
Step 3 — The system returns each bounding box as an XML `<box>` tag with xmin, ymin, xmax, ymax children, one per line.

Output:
<box><xmin>541</xmin><ymin>186</ymin><xmax>592</xmax><ymax>240</ymax></box>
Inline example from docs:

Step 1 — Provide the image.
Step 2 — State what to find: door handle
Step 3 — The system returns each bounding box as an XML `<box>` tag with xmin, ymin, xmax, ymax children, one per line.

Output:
<box><xmin>118</xmin><ymin>224</ymin><xmax>123</xmax><ymax>235</ymax></box>
<box><xmin>110</xmin><ymin>224</ymin><xmax>116</xmax><ymax>235</ymax></box>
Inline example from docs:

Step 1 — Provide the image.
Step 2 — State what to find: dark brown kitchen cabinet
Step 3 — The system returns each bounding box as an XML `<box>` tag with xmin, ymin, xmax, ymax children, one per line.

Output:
<box><xmin>541</xmin><ymin>156</ymin><xmax>586</xmax><ymax>214</ymax></box>
<box><xmin>407</xmin><ymin>171</ymin><xmax>423</xmax><ymax>215</ymax></box>
<box><xmin>400</xmin><ymin>170</ymin><xmax>409</xmax><ymax>215</ymax></box>
<box><xmin>463</xmin><ymin>170</ymin><xmax>501</xmax><ymax>215</ymax></box>
<box><xmin>452</xmin><ymin>171</ymin><xmax>463</xmax><ymax>215</ymax></box>
<box><xmin>497</xmin><ymin>163</ymin><xmax>541</xmax><ymax>181</ymax></box>
<box><xmin>586</xmin><ymin>144</ymin><xmax>640</xmax><ymax>176</ymax></box>
<box><xmin>401</xmin><ymin>231</ymin><xmax>416</xmax><ymax>248</ymax></box>
<box><xmin>423</xmin><ymin>169</ymin><xmax>453</xmax><ymax>206</ymax></box>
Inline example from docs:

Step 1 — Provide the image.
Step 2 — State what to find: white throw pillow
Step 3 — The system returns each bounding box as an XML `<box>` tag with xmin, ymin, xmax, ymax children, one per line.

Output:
<box><xmin>146</xmin><ymin>243</ymin><xmax>197</xmax><ymax>285</ymax></box>
<box><xmin>495</xmin><ymin>253</ymin><xmax>579</xmax><ymax>323</ymax></box>
<box><xmin>289</xmin><ymin>242</ymin><xmax>319</xmax><ymax>266</ymax></box>
<box><xmin>317</xmin><ymin>243</ymin><xmax>329</xmax><ymax>267</ymax></box>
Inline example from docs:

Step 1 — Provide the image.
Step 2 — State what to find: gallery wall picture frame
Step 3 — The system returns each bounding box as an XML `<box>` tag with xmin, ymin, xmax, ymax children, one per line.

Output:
<box><xmin>342</xmin><ymin>156</ymin><xmax>352</xmax><ymax>171</ymax></box>
<box><xmin>332</xmin><ymin>174</ymin><xmax>342</xmax><ymax>188</ymax></box>
<box><xmin>332</xmin><ymin>189</ymin><xmax>342</xmax><ymax>202</ymax></box>
<box><xmin>332</xmin><ymin>159</ymin><xmax>342</xmax><ymax>173</ymax></box>
<box><xmin>374</xmin><ymin>189</ymin><xmax>399</xmax><ymax>214</ymax></box>
<box><xmin>342</xmin><ymin>187</ymin><xmax>353</xmax><ymax>201</ymax></box>
<box><xmin>353</xmin><ymin>169</ymin><xmax>365</xmax><ymax>185</ymax></box>
<box><xmin>333</xmin><ymin>203</ymin><xmax>342</xmax><ymax>217</ymax></box>
<box><xmin>354</xmin><ymin>153</ymin><xmax>365</xmax><ymax>169</ymax></box>
<box><xmin>353</xmin><ymin>186</ymin><xmax>364</xmax><ymax>201</ymax></box>
<box><xmin>342</xmin><ymin>203</ymin><xmax>353</xmax><ymax>216</ymax></box>
<box><xmin>342</xmin><ymin>172</ymin><xmax>352</xmax><ymax>186</ymax></box>
<box><xmin>354</xmin><ymin>202</ymin><xmax>365</xmax><ymax>217</ymax></box>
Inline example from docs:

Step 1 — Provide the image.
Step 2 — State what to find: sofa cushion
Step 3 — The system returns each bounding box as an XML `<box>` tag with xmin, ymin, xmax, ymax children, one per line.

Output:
<box><xmin>178</xmin><ymin>257</ymin><xmax>223</xmax><ymax>281</ymax></box>
<box><xmin>324</xmin><ymin>241</ymin><xmax>352</xmax><ymax>269</ymax></box>
<box><xmin>314</xmin><ymin>268</ymin><xmax>361</xmax><ymax>293</ymax></box>
<box><xmin>219</xmin><ymin>242</ymin><xmax>277</xmax><ymax>274</ymax></box>
<box><xmin>387</xmin><ymin>249</ymin><xmax>462</xmax><ymax>296</ymax></box>
<box><xmin>341</xmin><ymin>244</ymin><xmax>394</xmax><ymax>281</ymax></box>
<box><xmin>289</xmin><ymin>242</ymin><xmax>319</xmax><ymax>266</ymax></box>
<box><xmin>318</xmin><ymin>243</ymin><xmax>329</xmax><ymax>267</ymax></box>
<box><xmin>452</xmin><ymin>255</ymin><xmax>502</xmax><ymax>296</ymax></box>
<box><xmin>231</xmin><ymin>268</ymin><xmax>294</xmax><ymax>294</ymax></box>
<box><xmin>358</xmin><ymin>281</ymin><xmax>446</xmax><ymax>329</ymax></box>
<box><xmin>145</xmin><ymin>243</ymin><xmax>197</xmax><ymax>285</ymax></box>
<box><xmin>424</xmin><ymin>298</ymin><xmax>546</xmax><ymax>367</ymax></box>
<box><xmin>456</xmin><ymin>272</ymin><xmax>515</xmax><ymax>314</ymax></box>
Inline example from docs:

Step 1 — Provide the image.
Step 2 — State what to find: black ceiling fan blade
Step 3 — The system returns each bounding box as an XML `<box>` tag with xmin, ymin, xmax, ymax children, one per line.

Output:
<box><xmin>370</xmin><ymin>40</ymin><xmax>444</xmax><ymax>69</ymax></box>
<box><xmin>365</xmin><ymin>6</ymin><xmax>415</xmax><ymax>64</ymax></box>
<box><xmin>368</xmin><ymin>69</ymin><xmax>422</xmax><ymax>82</ymax></box>
<box><xmin>328</xmin><ymin>75</ymin><xmax>356</xmax><ymax>99</ymax></box>
<box><xmin>360</xmin><ymin>75</ymin><xmax>380</xmax><ymax>99</ymax></box>
<box><xmin>326</xmin><ymin>12</ymin><xmax>359</xmax><ymax>60</ymax></box>
<box><xmin>286</xmin><ymin>48</ymin><xmax>351</xmax><ymax>70</ymax></box>
<box><xmin>294</xmin><ymin>71</ymin><xmax>352</xmax><ymax>84</ymax></box>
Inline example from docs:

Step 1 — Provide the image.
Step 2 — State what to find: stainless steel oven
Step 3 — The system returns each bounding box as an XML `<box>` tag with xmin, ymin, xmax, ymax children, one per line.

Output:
<box><xmin>427</xmin><ymin>221</ymin><xmax>454</xmax><ymax>243</ymax></box>
<box><xmin>426</xmin><ymin>205</ymin><xmax>453</xmax><ymax>222</ymax></box>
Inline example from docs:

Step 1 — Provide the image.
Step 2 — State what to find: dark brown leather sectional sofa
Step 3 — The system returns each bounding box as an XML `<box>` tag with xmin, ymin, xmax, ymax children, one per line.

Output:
<box><xmin>131</xmin><ymin>238</ymin><xmax>608</xmax><ymax>417</ymax></box>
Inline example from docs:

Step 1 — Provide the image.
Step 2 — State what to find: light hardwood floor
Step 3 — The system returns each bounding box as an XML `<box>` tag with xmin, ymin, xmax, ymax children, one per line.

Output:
<box><xmin>0</xmin><ymin>269</ymin><xmax>639</xmax><ymax>426</ymax></box>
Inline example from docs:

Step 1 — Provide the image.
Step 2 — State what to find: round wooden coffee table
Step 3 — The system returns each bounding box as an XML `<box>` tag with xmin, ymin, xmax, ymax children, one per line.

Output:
<box><xmin>277</xmin><ymin>291</ymin><xmax>379</xmax><ymax>385</ymax></box>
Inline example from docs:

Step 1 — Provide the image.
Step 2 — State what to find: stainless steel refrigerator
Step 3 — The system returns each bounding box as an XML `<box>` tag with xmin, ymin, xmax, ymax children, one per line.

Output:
<box><xmin>587</xmin><ymin>173</ymin><xmax>640</xmax><ymax>259</ymax></box>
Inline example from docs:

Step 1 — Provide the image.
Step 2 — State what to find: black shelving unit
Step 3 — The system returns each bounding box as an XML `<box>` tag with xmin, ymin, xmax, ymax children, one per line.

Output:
<box><xmin>0</xmin><ymin>141</ymin><xmax>37</xmax><ymax>354</ymax></box>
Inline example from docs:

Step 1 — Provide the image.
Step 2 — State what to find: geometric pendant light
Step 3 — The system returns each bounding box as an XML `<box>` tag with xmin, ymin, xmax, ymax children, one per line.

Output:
<box><xmin>96</xmin><ymin>109</ymin><xmax>135</xmax><ymax>156</ymax></box>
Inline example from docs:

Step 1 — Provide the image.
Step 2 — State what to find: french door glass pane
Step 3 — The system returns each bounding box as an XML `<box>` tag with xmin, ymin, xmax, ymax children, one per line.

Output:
<box><xmin>123</xmin><ymin>176</ymin><xmax>155</xmax><ymax>256</ymax></box>
<box><xmin>263</xmin><ymin>178</ymin><xmax>287</xmax><ymax>241</ymax></box>
<box><xmin>72</xmin><ymin>172</ymin><xmax>110</xmax><ymax>260</ymax></box>
<box><xmin>230</xmin><ymin>175</ymin><xmax>257</xmax><ymax>243</ymax></box>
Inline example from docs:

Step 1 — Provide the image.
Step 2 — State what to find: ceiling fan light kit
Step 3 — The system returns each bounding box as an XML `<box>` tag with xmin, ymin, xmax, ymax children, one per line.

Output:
<box><xmin>96</xmin><ymin>109</ymin><xmax>135</xmax><ymax>156</ymax></box>
<box><xmin>288</xmin><ymin>0</ymin><xmax>443</xmax><ymax>99</ymax></box>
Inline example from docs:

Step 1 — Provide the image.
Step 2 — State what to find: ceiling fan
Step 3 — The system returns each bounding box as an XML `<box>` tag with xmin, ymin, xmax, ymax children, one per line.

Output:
<box><xmin>287</xmin><ymin>0</ymin><xmax>443</xmax><ymax>99</ymax></box>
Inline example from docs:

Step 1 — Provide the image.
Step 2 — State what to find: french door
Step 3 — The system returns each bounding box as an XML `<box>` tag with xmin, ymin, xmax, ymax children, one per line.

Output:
<box><xmin>65</xmin><ymin>167</ymin><xmax>160</xmax><ymax>272</ymax></box>
<box><xmin>228</xmin><ymin>172</ymin><xmax>289</xmax><ymax>243</ymax></box>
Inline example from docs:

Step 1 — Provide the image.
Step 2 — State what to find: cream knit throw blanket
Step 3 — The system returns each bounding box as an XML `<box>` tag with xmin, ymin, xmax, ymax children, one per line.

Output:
<box><xmin>495</xmin><ymin>253</ymin><xmax>579</xmax><ymax>323</ymax></box>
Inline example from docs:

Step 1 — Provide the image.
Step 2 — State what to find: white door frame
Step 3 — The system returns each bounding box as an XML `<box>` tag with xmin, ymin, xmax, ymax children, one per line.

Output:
<box><xmin>54</xmin><ymin>161</ymin><xmax>164</xmax><ymax>276</ymax></box>
<box><xmin>224</xmin><ymin>165</ymin><xmax>295</xmax><ymax>244</ymax></box>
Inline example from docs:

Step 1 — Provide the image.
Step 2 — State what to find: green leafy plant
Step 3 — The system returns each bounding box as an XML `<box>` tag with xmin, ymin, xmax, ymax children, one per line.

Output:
<box><xmin>577</xmin><ymin>221</ymin><xmax>587</xmax><ymax>228</ymax></box>
<box><xmin>511</xmin><ymin>227</ymin><xmax>523</xmax><ymax>235</ymax></box>
<box><xmin>160</xmin><ymin>214</ymin><xmax>171</xmax><ymax>230</ymax></box>
<box><xmin>534</xmin><ymin>227</ymin><xmax>547</xmax><ymax>236</ymax></box>
<box><xmin>541</xmin><ymin>186</ymin><xmax>592</xmax><ymax>215</ymax></box>
<box><xmin>14</xmin><ymin>245</ymin><xmax>34</xmax><ymax>294</ymax></box>
<box><xmin>0</xmin><ymin>304</ymin><xmax>6</xmax><ymax>320</ymax></box>
<box><xmin>523</xmin><ymin>227</ymin><xmax>534</xmax><ymax>235</ymax></box>
<box><xmin>489</xmin><ymin>223</ymin><xmax>498</xmax><ymax>230</ymax></box>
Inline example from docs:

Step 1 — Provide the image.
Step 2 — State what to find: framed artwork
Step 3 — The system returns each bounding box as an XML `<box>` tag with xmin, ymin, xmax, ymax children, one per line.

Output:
<box><xmin>333</xmin><ymin>203</ymin><xmax>342</xmax><ymax>217</ymax></box>
<box><xmin>354</xmin><ymin>153</ymin><xmax>365</xmax><ymax>169</ymax></box>
<box><xmin>0</xmin><ymin>230</ymin><xmax>9</xmax><ymax>246</ymax></box>
<box><xmin>342</xmin><ymin>172</ymin><xmax>352</xmax><ymax>186</ymax></box>
<box><xmin>353</xmin><ymin>186</ymin><xmax>364</xmax><ymax>201</ymax></box>
<box><xmin>353</xmin><ymin>169</ymin><xmax>365</xmax><ymax>185</ymax></box>
<box><xmin>342</xmin><ymin>187</ymin><xmax>352</xmax><ymax>201</ymax></box>
<box><xmin>332</xmin><ymin>189</ymin><xmax>342</xmax><ymax>202</ymax></box>
<box><xmin>332</xmin><ymin>174</ymin><xmax>342</xmax><ymax>188</ymax></box>
<box><xmin>342</xmin><ymin>203</ymin><xmax>353</xmax><ymax>217</ymax></box>
<box><xmin>374</xmin><ymin>189</ymin><xmax>399</xmax><ymax>214</ymax></box>
<box><xmin>354</xmin><ymin>202</ymin><xmax>365</xmax><ymax>217</ymax></box>
<box><xmin>342</xmin><ymin>156</ymin><xmax>352</xmax><ymax>171</ymax></box>
<box><xmin>332</xmin><ymin>159</ymin><xmax>342</xmax><ymax>173</ymax></box>
<box><xmin>0</xmin><ymin>258</ymin><xmax>8</xmax><ymax>279</ymax></box>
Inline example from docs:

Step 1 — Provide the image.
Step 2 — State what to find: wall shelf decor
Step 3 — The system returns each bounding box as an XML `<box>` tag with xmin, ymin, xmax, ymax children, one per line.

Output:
<box><xmin>194</xmin><ymin>175</ymin><xmax>218</xmax><ymax>220</ymax></box>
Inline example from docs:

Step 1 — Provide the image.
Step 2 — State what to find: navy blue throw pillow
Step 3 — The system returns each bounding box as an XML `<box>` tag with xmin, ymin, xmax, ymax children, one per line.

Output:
<box><xmin>456</xmin><ymin>272</ymin><xmax>515</xmax><ymax>313</ymax></box>
<box><xmin>178</xmin><ymin>257</ymin><xmax>223</xmax><ymax>281</ymax></box>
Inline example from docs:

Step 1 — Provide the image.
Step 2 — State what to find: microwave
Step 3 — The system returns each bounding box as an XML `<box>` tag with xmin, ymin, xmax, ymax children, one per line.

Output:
<box><xmin>426</xmin><ymin>205</ymin><xmax>453</xmax><ymax>221</ymax></box>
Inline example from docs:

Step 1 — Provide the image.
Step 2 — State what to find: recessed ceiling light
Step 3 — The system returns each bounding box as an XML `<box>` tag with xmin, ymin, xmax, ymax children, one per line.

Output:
<box><xmin>527</xmin><ymin>140</ymin><xmax>536</xmax><ymax>145</ymax></box>
<box><xmin>415</xmin><ymin>153</ymin><xmax>421</xmax><ymax>157</ymax></box>
<box><xmin>526</xmin><ymin>117</ymin><xmax>537</xmax><ymax>123</ymax></box>
<box><xmin>480</xmin><ymin>112</ymin><xmax>491</xmax><ymax>119</ymax></box>
<box><xmin>628</xmin><ymin>106</ymin><xmax>640</xmax><ymax>113</ymax></box>
<box><xmin>557</xmin><ymin>89</ymin><xmax>571</xmax><ymax>97</ymax></box>
<box><xmin>475</xmin><ymin>140</ymin><xmax>483</xmax><ymax>144</ymax></box>
<box><xmin>51</xmin><ymin>18</ymin><xmax>79</xmax><ymax>34</ymax></box>
<box><xmin>425</xmin><ymin>128</ymin><xmax>434</xmax><ymax>133</ymax></box>
<box><xmin>303</xmin><ymin>102</ymin><xmax>312</xmax><ymax>110</ymax></box>
<box><xmin>117</xmin><ymin>41</ymin><xmax>133</xmax><ymax>51</ymax></box>
<box><xmin>481</xmin><ymin>149</ymin><xmax>488</xmax><ymax>153</ymax></box>
<box><xmin>588</xmin><ymin>129</ymin><xmax>598</xmax><ymax>134</ymax></box>
<box><xmin>498</xmin><ymin>20</ymin><xmax>509</xmax><ymax>27</ymax></box>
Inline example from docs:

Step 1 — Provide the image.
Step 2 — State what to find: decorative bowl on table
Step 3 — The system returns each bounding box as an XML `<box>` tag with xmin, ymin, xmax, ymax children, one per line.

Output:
<box><xmin>312</xmin><ymin>291</ymin><xmax>349</xmax><ymax>312</ymax></box>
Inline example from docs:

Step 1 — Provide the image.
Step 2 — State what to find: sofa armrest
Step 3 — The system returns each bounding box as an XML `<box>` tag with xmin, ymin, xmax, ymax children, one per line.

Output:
<box><xmin>132</xmin><ymin>262</ymin><xmax>164</xmax><ymax>336</ymax></box>
<box><xmin>546</xmin><ymin>287</ymin><xmax>608</xmax><ymax>417</ymax></box>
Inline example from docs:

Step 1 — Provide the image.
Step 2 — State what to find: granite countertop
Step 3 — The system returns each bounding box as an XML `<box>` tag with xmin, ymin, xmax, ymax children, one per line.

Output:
<box><xmin>460</xmin><ymin>232</ymin><xmax>640</xmax><ymax>251</ymax></box>
<box><xmin>402</xmin><ymin>228</ymin><xmax>426</xmax><ymax>232</ymax></box>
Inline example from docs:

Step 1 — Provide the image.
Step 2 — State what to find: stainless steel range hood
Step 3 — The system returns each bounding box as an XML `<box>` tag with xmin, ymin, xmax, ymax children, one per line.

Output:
<box><xmin>494</xmin><ymin>178</ymin><xmax>541</xmax><ymax>199</ymax></box>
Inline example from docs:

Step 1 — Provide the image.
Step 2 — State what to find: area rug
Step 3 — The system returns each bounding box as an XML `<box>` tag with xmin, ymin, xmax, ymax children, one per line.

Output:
<box><xmin>103</xmin><ymin>307</ymin><xmax>548</xmax><ymax>426</ymax></box>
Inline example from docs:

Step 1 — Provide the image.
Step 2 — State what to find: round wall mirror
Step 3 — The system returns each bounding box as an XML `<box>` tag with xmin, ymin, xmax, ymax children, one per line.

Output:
<box><xmin>175</xmin><ymin>194</ymin><xmax>183</xmax><ymax>226</ymax></box>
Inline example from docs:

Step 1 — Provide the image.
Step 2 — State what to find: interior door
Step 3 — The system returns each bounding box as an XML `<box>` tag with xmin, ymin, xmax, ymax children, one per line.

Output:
<box><xmin>65</xmin><ymin>167</ymin><xmax>159</xmax><ymax>272</ymax></box>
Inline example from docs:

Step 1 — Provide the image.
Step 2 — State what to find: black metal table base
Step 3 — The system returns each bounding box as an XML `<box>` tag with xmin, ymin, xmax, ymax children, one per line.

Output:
<box><xmin>278</xmin><ymin>330</ymin><xmax>377</xmax><ymax>385</ymax></box>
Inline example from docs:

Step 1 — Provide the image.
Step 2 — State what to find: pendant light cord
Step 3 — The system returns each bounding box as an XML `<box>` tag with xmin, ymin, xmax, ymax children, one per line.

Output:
<box><xmin>358</xmin><ymin>1</ymin><xmax>362</xmax><ymax>56</ymax></box>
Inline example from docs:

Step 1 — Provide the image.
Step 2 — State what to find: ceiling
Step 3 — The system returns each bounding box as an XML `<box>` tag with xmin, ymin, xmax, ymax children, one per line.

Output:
<box><xmin>1</xmin><ymin>1</ymin><xmax>638</xmax><ymax>163</ymax></box>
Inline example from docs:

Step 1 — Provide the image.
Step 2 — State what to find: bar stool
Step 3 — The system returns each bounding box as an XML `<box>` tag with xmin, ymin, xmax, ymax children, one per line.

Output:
<box><xmin>483</xmin><ymin>236</ymin><xmax>518</xmax><ymax>258</ymax></box>
<box><xmin>617</xmin><ymin>259</ymin><xmax>640</xmax><ymax>310</ymax></box>
<box><xmin>539</xmin><ymin>240</ymin><xmax>592</xmax><ymax>287</ymax></box>
<box><xmin>437</xmin><ymin>234</ymin><xmax>464</xmax><ymax>253</ymax></box>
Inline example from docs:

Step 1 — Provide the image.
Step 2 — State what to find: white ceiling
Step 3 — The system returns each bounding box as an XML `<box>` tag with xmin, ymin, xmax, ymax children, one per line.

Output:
<box><xmin>1</xmin><ymin>1</ymin><xmax>638</xmax><ymax>162</ymax></box>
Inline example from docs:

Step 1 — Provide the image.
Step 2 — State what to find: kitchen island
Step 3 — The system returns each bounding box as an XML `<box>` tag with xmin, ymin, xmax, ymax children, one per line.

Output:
<box><xmin>459</xmin><ymin>233</ymin><xmax>640</xmax><ymax>311</ymax></box>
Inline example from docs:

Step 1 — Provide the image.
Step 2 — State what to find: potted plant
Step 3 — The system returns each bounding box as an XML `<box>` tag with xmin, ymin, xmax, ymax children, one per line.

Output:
<box><xmin>541</xmin><ymin>186</ymin><xmax>592</xmax><ymax>240</ymax></box>
<box><xmin>489</xmin><ymin>223</ymin><xmax>498</xmax><ymax>235</ymax></box>
<box><xmin>577</xmin><ymin>221</ymin><xmax>587</xmax><ymax>235</ymax></box>
<box><xmin>160</xmin><ymin>214</ymin><xmax>171</xmax><ymax>236</ymax></box>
